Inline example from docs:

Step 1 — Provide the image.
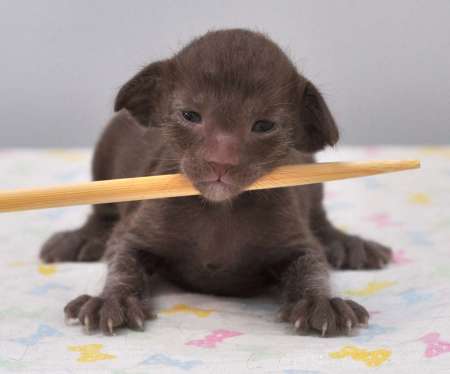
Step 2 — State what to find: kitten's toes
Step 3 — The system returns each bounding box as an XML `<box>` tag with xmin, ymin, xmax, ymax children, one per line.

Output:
<box><xmin>283</xmin><ymin>296</ymin><xmax>369</xmax><ymax>337</ymax></box>
<box><xmin>364</xmin><ymin>240</ymin><xmax>392</xmax><ymax>269</ymax></box>
<box><xmin>124</xmin><ymin>296</ymin><xmax>155</xmax><ymax>331</ymax></box>
<box><xmin>64</xmin><ymin>294</ymin><xmax>152</xmax><ymax>335</ymax></box>
<box><xmin>40</xmin><ymin>229</ymin><xmax>106</xmax><ymax>263</ymax></box>
<box><xmin>40</xmin><ymin>230</ymin><xmax>86</xmax><ymax>263</ymax></box>
<box><xmin>325</xmin><ymin>235</ymin><xmax>392</xmax><ymax>270</ymax></box>
<box><xmin>77</xmin><ymin>238</ymin><xmax>107</xmax><ymax>262</ymax></box>
<box><xmin>324</xmin><ymin>241</ymin><xmax>346</xmax><ymax>269</ymax></box>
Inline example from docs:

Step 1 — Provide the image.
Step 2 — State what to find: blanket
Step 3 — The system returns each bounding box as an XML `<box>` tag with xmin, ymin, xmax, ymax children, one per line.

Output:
<box><xmin>0</xmin><ymin>146</ymin><xmax>449</xmax><ymax>373</ymax></box>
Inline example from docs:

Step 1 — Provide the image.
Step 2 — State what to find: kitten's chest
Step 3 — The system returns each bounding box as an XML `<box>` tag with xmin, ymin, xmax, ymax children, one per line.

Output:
<box><xmin>156</xmin><ymin>193</ymin><xmax>306</xmax><ymax>260</ymax></box>
<box><xmin>153</xmin><ymin>195</ymin><xmax>306</xmax><ymax>295</ymax></box>
<box><xmin>161</xmin><ymin>206</ymin><xmax>254</xmax><ymax>268</ymax></box>
<box><xmin>160</xmin><ymin>220</ymin><xmax>269</xmax><ymax>295</ymax></box>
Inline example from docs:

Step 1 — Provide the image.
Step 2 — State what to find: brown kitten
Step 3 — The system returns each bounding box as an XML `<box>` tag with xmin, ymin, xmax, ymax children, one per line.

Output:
<box><xmin>40</xmin><ymin>29</ymin><xmax>392</xmax><ymax>336</ymax></box>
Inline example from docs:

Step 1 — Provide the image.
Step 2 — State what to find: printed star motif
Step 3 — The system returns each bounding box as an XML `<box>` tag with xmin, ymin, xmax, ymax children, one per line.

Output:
<box><xmin>345</xmin><ymin>281</ymin><xmax>396</xmax><ymax>297</ymax></box>
<box><xmin>392</xmin><ymin>249</ymin><xmax>413</xmax><ymax>265</ymax></box>
<box><xmin>399</xmin><ymin>289</ymin><xmax>433</xmax><ymax>305</ymax></box>
<box><xmin>186</xmin><ymin>329</ymin><xmax>243</xmax><ymax>348</ymax></box>
<box><xmin>329</xmin><ymin>345</ymin><xmax>391</xmax><ymax>367</ymax></box>
<box><xmin>68</xmin><ymin>344</ymin><xmax>116</xmax><ymax>363</ymax></box>
<box><xmin>406</xmin><ymin>231</ymin><xmax>433</xmax><ymax>246</ymax></box>
<box><xmin>141</xmin><ymin>354</ymin><xmax>202</xmax><ymax>370</ymax></box>
<box><xmin>419</xmin><ymin>332</ymin><xmax>450</xmax><ymax>358</ymax></box>
<box><xmin>29</xmin><ymin>282</ymin><xmax>70</xmax><ymax>295</ymax></box>
<box><xmin>38</xmin><ymin>264</ymin><xmax>57</xmax><ymax>276</ymax></box>
<box><xmin>15</xmin><ymin>324</ymin><xmax>62</xmax><ymax>346</ymax></box>
<box><xmin>409</xmin><ymin>193</ymin><xmax>431</xmax><ymax>205</ymax></box>
<box><xmin>160</xmin><ymin>304</ymin><xmax>214</xmax><ymax>318</ymax></box>
<box><xmin>366</xmin><ymin>213</ymin><xmax>402</xmax><ymax>228</ymax></box>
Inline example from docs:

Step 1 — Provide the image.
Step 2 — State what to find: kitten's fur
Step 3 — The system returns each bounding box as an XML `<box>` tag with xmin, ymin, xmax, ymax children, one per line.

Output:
<box><xmin>40</xmin><ymin>29</ymin><xmax>391</xmax><ymax>336</ymax></box>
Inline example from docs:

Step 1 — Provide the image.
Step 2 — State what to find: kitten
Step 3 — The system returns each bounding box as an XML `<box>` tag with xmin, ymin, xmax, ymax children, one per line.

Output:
<box><xmin>40</xmin><ymin>29</ymin><xmax>391</xmax><ymax>336</ymax></box>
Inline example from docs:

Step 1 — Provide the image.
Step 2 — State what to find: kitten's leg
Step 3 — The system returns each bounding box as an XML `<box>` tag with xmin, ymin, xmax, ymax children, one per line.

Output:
<box><xmin>64</xmin><ymin>239</ymin><xmax>160</xmax><ymax>335</ymax></box>
<box><xmin>278</xmin><ymin>251</ymin><xmax>369</xmax><ymax>336</ymax></box>
<box><xmin>40</xmin><ymin>204</ymin><xmax>118</xmax><ymax>263</ymax></box>
<box><xmin>312</xmin><ymin>207</ymin><xmax>392</xmax><ymax>270</ymax></box>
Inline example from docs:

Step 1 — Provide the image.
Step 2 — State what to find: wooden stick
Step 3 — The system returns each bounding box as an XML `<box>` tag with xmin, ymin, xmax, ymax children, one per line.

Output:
<box><xmin>0</xmin><ymin>160</ymin><xmax>420</xmax><ymax>213</ymax></box>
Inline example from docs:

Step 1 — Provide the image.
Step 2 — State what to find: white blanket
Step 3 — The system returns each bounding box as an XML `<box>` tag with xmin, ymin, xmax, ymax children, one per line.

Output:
<box><xmin>0</xmin><ymin>146</ymin><xmax>449</xmax><ymax>373</ymax></box>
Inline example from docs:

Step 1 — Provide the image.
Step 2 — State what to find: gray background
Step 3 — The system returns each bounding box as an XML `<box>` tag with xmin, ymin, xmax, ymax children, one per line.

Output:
<box><xmin>0</xmin><ymin>0</ymin><xmax>449</xmax><ymax>147</ymax></box>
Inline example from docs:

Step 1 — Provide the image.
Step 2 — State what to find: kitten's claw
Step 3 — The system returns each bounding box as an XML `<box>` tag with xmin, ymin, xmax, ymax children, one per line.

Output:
<box><xmin>321</xmin><ymin>322</ymin><xmax>328</xmax><ymax>337</ymax></box>
<box><xmin>135</xmin><ymin>317</ymin><xmax>144</xmax><ymax>331</ymax></box>
<box><xmin>64</xmin><ymin>294</ymin><xmax>156</xmax><ymax>335</ymax></box>
<box><xmin>64</xmin><ymin>315</ymin><xmax>77</xmax><ymax>326</ymax></box>
<box><xmin>346</xmin><ymin>319</ymin><xmax>352</xmax><ymax>334</ymax></box>
<box><xmin>83</xmin><ymin>316</ymin><xmax>91</xmax><ymax>334</ymax></box>
<box><xmin>360</xmin><ymin>318</ymin><xmax>369</xmax><ymax>328</ymax></box>
<box><xmin>284</xmin><ymin>297</ymin><xmax>369</xmax><ymax>337</ymax></box>
<box><xmin>107</xmin><ymin>318</ymin><xmax>114</xmax><ymax>335</ymax></box>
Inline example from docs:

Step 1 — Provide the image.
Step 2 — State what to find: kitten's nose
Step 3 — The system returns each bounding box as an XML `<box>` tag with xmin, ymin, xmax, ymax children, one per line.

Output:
<box><xmin>208</xmin><ymin>162</ymin><xmax>231</xmax><ymax>179</ymax></box>
<box><xmin>204</xmin><ymin>133</ymin><xmax>240</xmax><ymax>167</ymax></box>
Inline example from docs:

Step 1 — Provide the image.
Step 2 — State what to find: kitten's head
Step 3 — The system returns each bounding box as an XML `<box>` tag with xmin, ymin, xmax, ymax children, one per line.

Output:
<box><xmin>115</xmin><ymin>29</ymin><xmax>339</xmax><ymax>202</ymax></box>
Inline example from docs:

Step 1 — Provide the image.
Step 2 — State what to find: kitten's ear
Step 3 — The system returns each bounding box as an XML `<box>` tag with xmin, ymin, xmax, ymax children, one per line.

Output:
<box><xmin>114</xmin><ymin>60</ymin><xmax>170</xmax><ymax>127</ymax></box>
<box><xmin>294</xmin><ymin>80</ymin><xmax>339</xmax><ymax>153</ymax></box>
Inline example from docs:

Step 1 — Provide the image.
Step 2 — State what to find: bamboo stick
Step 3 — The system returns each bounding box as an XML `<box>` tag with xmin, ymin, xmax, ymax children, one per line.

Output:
<box><xmin>0</xmin><ymin>160</ymin><xmax>420</xmax><ymax>213</ymax></box>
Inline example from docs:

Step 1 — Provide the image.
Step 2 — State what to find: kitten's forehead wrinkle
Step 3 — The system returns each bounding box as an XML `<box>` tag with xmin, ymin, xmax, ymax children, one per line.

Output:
<box><xmin>173</xmin><ymin>29</ymin><xmax>299</xmax><ymax>112</ymax></box>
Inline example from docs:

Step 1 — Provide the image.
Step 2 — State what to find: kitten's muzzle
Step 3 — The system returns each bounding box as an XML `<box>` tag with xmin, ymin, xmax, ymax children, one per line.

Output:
<box><xmin>203</xmin><ymin>161</ymin><xmax>235</xmax><ymax>184</ymax></box>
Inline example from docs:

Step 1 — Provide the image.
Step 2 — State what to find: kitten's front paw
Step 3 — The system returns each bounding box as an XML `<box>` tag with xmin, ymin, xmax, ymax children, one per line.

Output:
<box><xmin>280</xmin><ymin>297</ymin><xmax>369</xmax><ymax>337</ymax></box>
<box><xmin>40</xmin><ymin>230</ymin><xmax>105</xmax><ymax>263</ymax></box>
<box><xmin>64</xmin><ymin>294</ymin><xmax>155</xmax><ymax>335</ymax></box>
<box><xmin>326</xmin><ymin>235</ymin><xmax>392</xmax><ymax>270</ymax></box>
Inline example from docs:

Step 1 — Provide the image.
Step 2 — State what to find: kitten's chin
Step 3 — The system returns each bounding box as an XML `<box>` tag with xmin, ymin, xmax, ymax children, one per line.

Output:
<box><xmin>194</xmin><ymin>180</ymin><xmax>242</xmax><ymax>202</ymax></box>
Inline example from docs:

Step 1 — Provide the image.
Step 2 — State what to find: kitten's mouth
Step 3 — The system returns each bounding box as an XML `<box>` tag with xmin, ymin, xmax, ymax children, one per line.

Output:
<box><xmin>194</xmin><ymin>179</ymin><xmax>242</xmax><ymax>202</ymax></box>
<box><xmin>180</xmin><ymin>158</ymin><xmax>249</xmax><ymax>202</ymax></box>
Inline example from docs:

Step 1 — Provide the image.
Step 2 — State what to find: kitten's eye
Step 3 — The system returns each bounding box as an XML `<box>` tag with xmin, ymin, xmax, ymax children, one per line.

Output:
<box><xmin>252</xmin><ymin>120</ymin><xmax>275</xmax><ymax>133</ymax></box>
<box><xmin>181</xmin><ymin>111</ymin><xmax>202</xmax><ymax>124</ymax></box>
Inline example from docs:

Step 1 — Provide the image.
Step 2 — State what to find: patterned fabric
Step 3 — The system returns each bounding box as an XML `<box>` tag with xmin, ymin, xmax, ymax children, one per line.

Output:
<box><xmin>0</xmin><ymin>146</ymin><xmax>449</xmax><ymax>373</ymax></box>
